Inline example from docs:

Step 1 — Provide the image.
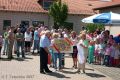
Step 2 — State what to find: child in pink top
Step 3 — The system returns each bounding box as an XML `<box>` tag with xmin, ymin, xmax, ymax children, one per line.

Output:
<box><xmin>104</xmin><ymin>43</ymin><xmax>112</xmax><ymax>66</ymax></box>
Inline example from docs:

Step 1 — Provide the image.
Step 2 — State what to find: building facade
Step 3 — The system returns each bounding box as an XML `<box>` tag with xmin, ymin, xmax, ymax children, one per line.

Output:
<box><xmin>94</xmin><ymin>0</ymin><xmax>120</xmax><ymax>36</ymax></box>
<box><xmin>0</xmin><ymin>0</ymin><xmax>107</xmax><ymax>34</ymax></box>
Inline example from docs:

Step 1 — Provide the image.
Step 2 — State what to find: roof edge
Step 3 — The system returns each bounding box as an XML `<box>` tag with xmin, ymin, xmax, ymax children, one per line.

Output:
<box><xmin>94</xmin><ymin>4</ymin><xmax>120</xmax><ymax>10</ymax></box>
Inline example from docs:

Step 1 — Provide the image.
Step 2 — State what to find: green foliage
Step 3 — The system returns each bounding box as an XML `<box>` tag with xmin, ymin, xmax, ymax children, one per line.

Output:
<box><xmin>49</xmin><ymin>1</ymin><xmax>68</xmax><ymax>29</ymax></box>
<box><xmin>86</xmin><ymin>23</ymin><xmax>104</xmax><ymax>33</ymax></box>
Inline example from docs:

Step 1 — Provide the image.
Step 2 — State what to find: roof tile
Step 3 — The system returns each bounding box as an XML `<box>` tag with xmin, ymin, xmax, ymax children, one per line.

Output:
<box><xmin>0</xmin><ymin>0</ymin><xmax>107</xmax><ymax>14</ymax></box>
<box><xmin>94</xmin><ymin>0</ymin><xmax>120</xmax><ymax>9</ymax></box>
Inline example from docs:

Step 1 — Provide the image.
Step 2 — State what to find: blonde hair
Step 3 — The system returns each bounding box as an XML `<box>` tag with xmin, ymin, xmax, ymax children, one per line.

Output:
<box><xmin>71</xmin><ymin>31</ymin><xmax>76</xmax><ymax>34</ymax></box>
<box><xmin>40</xmin><ymin>31</ymin><xmax>45</xmax><ymax>36</ymax></box>
<box><xmin>52</xmin><ymin>33</ymin><xmax>59</xmax><ymax>38</ymax></box>
<box><xmin>79</xmin><ymin>33</ymin><xmax>86</xmax><ymax>39</ymax></box>
<box><xmin>45</xmin><ymin>30</ymin><xmax>51</xmax><ymax>35</ymax></box>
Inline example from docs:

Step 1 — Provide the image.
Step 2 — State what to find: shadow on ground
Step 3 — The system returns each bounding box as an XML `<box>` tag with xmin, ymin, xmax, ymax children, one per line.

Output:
<box><xmin>0</xmin><ymin>56</ymin><xmax>33</xmax><ymax>61</ymax></box>
<box><xmin>62</xmin><ymin>70</ymin><xmax>78</xmax><ymax>74</ymax></box>
<box><xmin>86</xmin><ymin>72</ymin><xmax>106</xmax><ymax>78</ymax></box>
<box><xmin>85</xmin><ymin>68</ymin><xmax>94</xmax><ymax>71</ymax></box>
<box><xmin>46</xmin><ymin>72</ymin><xmax>71</xmax><ymax>79</ymax></box>
<box><xmin>0</xmin><ymin>58</ymin><xmax>12</xmax><ymax>61</ymax></box>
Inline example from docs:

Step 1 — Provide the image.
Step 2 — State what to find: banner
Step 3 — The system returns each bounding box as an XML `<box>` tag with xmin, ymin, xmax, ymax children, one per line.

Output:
<box><xmin>53</xmin><ymin>38</ymin><xmax>73</xmax><ymax>53</ymax></box>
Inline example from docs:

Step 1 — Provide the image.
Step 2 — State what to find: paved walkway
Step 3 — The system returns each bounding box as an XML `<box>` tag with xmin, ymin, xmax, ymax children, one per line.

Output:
<box><xmin>87</xmin><ymin>63</ymin><xmax>120</xmax><ymax>80</ymax></box>
<box><xmin>0</xmin><ymin>54</ymin><xmax>113</xmax><ymax>80</ymax></box>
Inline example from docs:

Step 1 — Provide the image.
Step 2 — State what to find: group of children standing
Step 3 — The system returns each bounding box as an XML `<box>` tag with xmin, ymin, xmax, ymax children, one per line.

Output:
<box><xmin>87</xmin><ymin>31</ymin><xmax>120</xmax><ymax>67</ymax></box>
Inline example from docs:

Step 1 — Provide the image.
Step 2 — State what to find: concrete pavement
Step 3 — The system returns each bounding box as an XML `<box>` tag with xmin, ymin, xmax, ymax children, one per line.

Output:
<box><xmin>88</xmin><ymin>63</ymin><xmax>120</xmax><ymax>80</ymax></box>
<box><xmin>0</xmin><ymin>54</ymin><xmax>113</xmax><ymax>80</ymax></box>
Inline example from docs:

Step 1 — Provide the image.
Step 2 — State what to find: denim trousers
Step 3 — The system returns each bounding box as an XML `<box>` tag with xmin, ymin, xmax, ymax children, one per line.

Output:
<box><xmin>33</xmin><ymin>40</ymin><xmax>39</xmax><ymax>50</ymax></box>
<box><xmin>49</xmin><ymin>49</ymin><xmax>55</xmax><ymax>66</ymax></box>
<box><xmin>104</xmin><ymin>55</ymin><xmax>110</xmax><ymax>66</ymax></box>
<box><xmin>3</xmin><ymin>39</ymin><xmax>8</xmax><ymax>53</ymax></box>
<box><xmin>54</xmin><ymin>53</ymin><xmax>62</xmax><ymax>69</ymax></box>
<box><xmin>16</xmin><ymin>41</ymin><xmax>25</xmax><ymax>57</ymax></box>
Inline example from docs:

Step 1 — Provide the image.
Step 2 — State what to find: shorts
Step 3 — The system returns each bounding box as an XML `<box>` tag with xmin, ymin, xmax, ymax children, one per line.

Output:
<box><xmin>25</xmin><ymin>41</ymin><xmax>31</xmax><ymax>47</ymax></box>
<box><xmin>72</xmin><ymin>46</ymin><xmax>78</xmax><ymax>58</ymax></box>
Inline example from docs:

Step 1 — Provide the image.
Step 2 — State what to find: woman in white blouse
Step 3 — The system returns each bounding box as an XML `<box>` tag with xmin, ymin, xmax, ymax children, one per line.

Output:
<box><xmin>24</xmin><ymin>28</ymin><xmax>32</xmax><ymax>52</ymax></box>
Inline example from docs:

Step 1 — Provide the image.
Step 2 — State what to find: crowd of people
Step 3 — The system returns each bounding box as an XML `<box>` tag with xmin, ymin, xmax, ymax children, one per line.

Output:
<box><xmin>0</xmin><ymin>24</ymin><xmax>120</xmax><ymax>74</ymax></box>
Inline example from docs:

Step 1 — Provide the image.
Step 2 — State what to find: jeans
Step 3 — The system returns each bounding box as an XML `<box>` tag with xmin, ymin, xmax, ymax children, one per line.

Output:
<box><xmin>49</xmin><ymin>49</ymin><xmax>55</xmax><ymax>66</ymax></box>
<box><xmin>33</xmin><ymin>40</ymin><xmax>39</xmax><ymax>50</ymax></box>
<box><xmin>3</xmin><ymin>39</ymin><xmax>8</xmax><ymax>53</ymax></box>
<box><xmin>54</xmin><ymin>53</ymin><xmax>62</xmax><ymax>69</ymax></box>
<box><xmin>16</xmin><ymin>41</ymin><xmax>25</xmax><ymax>57</ymax></box>
<box><xmin>104</xmin><ymin>55</ymin><xmax>110</xmax><ymax>66</ymax></box>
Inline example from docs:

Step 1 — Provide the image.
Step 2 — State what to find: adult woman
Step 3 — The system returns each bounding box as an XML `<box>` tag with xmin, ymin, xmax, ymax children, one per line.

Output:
<box><xmin>3</xmin><ymin>27</ymin><xmax>9</xmax><ymax>55</ymax></box>
<box><xmin>70</xmin><ymin>31</ymin><xmax>78</xmax><ymax>68</ymax></box>
<box><xmin>24</xmin><ymin>28</ymin><xmax>32</xmax><ymax>52</ymax></box>
<box><xmin>77</xmin><ymin>33</ymin><xmax>89</xmax><ymax>73</ymax></box>
<box><xmin>51</xmin><ymin>33</ymin><xmax>62</xmax><ymax>71</ymax></box>
<box><xmin>8</xmin><ymin>26</ymin><xmax>15</xmax><ymax>59</ymax></box>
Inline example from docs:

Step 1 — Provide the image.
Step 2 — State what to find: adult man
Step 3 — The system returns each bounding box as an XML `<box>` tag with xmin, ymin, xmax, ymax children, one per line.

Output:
<box><xmin>39</xmin><ymin>30</ymin><xmax>52</xmax><ymax>74</ymax></box>
<box><xmin>15</xmin><ymin>28</ymin><xmax>25</xmax><ymax>58</ymax></box>
<box><xmin>33</xmin><ymin>27</ymin><xmax>39</xmax><ymax>54</ymax></box>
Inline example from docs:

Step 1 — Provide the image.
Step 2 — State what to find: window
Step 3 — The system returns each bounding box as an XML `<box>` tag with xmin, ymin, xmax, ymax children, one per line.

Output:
<box><xmin>32</xmin><ymin>21</ymin><xmax>44</xmax><ymax>27</ymax></box>
<box><xmin>43</xmin><ymin>1</ymin><xmax>52</xmax><ymax>10</ymax></box>
<box><xmin>38</xmin><ymin>0</ymin><xmax>54</xmax><ymax>10</ymax></box>
<box><xmin>43</xmin><ymin>0</ymin><xmax>53</xmax><ymax>10</ymax></box>
<box><xmin>3</xmin><ymin>20</ymin><xmax>11</xmax><ymax>30</ymax></box>
<box><xmin>21</xmin><ymin>21</ymin><xmax>29</xmax><ymax>28</ymax></box>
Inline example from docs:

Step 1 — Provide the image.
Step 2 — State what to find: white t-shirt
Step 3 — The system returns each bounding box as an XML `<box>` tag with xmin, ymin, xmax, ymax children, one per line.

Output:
<box><xmin>95</xmin><ymin>44</ymin><xmax>101</xmax><ymax>54</ymax></box>
<box><xmin>70</xmin><ymin>37</ymin><xmax>78</xmax><ymax>46</ymax></box>
<box><xmin>24</xmin><ymin>32</ymin><xmax>32</xmax><ymax>41</ymax></box>
<box><xmin>64</xmin><ymin>33</ymin><xmax>68</xmax><ymax>38</ymax></box>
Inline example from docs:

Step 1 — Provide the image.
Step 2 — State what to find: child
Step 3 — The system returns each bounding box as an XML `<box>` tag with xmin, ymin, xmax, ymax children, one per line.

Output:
<box><xmin>0</xmin><ymin>35</ymin><xmax>3</xmax><ymax>59</ymax></box>
<box><xmin>104</xmin><ymin>43</ymin><xmax>112</xmax><ymax>66</ymax></box>
<box><xmin>110</xmin><ymin>42</ymin><xmax>116</xmax><ymax>66</ymax></box>
<box><xmin>99</xmin><ymin>39</ymin><xmax>106</xmax><ymax>65</ymax></box>
<box><xmin>94</xmin><ymin>39</ymin><xmax>100</xmax><ymax>64</ymax></box>
<box><xmin>114</xmin><ymin>44</ymin><xmax>120</xmax><ymax>67</ymax></box>
<box><xmin>88</xmin><ymin>40</ymin><xmax>95</xmax><ymax>64</ymax></box>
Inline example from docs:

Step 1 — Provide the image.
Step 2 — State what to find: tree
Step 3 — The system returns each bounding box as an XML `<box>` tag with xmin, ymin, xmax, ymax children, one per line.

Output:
<box><xmin>49</xmin><ymin>1</ymin><xmax>68</xmax><ymax>29</ymax></box>
<box><xmin>86</xmin><ymin>23</ymin><xmax>104</xmax><ymax>33</ymax></box>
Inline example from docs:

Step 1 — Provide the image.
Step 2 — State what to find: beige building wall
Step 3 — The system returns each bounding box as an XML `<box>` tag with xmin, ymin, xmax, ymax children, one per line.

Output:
<box><xmin>47</xmin><ymin>14</ymin><xmax>85</xmax><ymax>34</ymax></box>
<box><xmin>0</xmin><ymin>11</ymin><xmax>86</xmax><ymax>35</ymax></box>
<box><xmin>0</xmin><ymin>11</ymin><xmax>49</xmax><ymax>34</ymax></box>
<box><xmin>66</xmin><ymin>14</ymin><xmax>84</xmax><ymax>34</ymax></box>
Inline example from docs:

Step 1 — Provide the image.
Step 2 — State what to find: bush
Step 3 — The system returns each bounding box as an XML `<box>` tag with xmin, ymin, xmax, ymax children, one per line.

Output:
<box><xmin>86</xmin><ymin>23</ymin><xmax>104</xmax><ymax>33</ymax></box>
